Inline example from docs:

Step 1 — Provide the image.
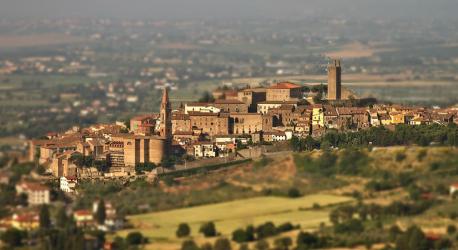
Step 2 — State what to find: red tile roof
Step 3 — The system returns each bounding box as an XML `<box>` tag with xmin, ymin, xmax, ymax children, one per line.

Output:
<box><xmin>268</xmin><ymin>82</ymin><xmax>302</xmax><ymax>89</ymax></box>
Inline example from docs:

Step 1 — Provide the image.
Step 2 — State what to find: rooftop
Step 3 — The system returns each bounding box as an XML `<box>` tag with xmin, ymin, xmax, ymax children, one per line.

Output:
<box><xmin>268</xmin><ymin>82</ymin><xmax>302</xmax><ymax>89</ymax></box>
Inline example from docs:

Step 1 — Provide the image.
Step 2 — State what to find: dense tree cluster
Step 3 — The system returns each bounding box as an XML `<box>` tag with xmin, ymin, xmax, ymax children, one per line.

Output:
<box><xmin>291</xmin><ymin>124</ymin><xmax>458</xmax><ymax>151</ymax></box>
<box><xmin>231</xmin><ymin>222</ymin><xmax>296</xmax><ymax>243</ymax></box>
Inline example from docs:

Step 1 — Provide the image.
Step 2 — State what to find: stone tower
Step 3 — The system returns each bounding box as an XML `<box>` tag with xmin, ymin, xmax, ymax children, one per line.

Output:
<box><xmin>327</xmin><ymin>59</ymin><xmax>342</xmax><ymax>100</ymax></box>
<box><xmin>159</xmin><ymin>87</ymin><xmax>172</xmax><ymax>139</ymax></box>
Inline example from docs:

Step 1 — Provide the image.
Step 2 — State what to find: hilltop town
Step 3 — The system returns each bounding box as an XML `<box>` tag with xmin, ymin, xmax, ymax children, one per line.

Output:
<box><xmin>27</xmin><ymin>60</ymin><xmax>458</xmax><ymax>182</ymax></box>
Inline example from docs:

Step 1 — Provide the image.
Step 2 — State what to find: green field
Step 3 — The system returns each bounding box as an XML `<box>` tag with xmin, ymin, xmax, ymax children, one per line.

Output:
<box><xmin>118</xmin><ymin>194</ymin><xmax>353</xmax><ymax>242</ymax></box>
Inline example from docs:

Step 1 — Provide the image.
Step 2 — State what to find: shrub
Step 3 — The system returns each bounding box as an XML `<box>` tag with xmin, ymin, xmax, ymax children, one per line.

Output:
<box><xmin>416</xmin><ymin>150</ymin><xmax>427</xmax><ymax>161</ymax></box>
<box><xmin>395</xmin><ymin>152</ymin><xmax>406</xmax><ymax>162</ymax></box>
<box><xmin>0</xmin><ymin>228</ymin><xmax>24</xmax><ymax>247</ymax></box>
<box><xmin>232</xmin><ymin>229</ymin><xmax>249</xmax><ymax>243</ymax></box>
<box><xmin>334</xmin><ymin>219</ymin><xmax>364</xmax><ymax>234</ymax></box>
<box><xmin>447</xmin><ymin>225</ymin><xmax>456</xmax><ymax>235</ymax></box>
<box><xmin>176</xmin><ymin>223</ymin><xmax>191</xmax><ymax>238</ymax></box>
<box><xmin>232</xmin><ymin>226</ymin><xmax>255</xmax><ymax>243</ymax></box>
<box><xmin>255</xmin><ymin>222</ymin><xmax>277</xmax><ymax>239</ymax></box>
<box><xmin>287</xmin><ymin>188</ymin><xmax>301</xmax><ymax>198</ymax></box>
<box><xmin>238</xmin><ymin>243</ymin><xmax>249</xmax><ymax>250</ymax></box>
<box><xmin>254</xmin><ymin>240</ymin><xmax>269</xmax><ymax>250</ymax></box>
<box><xmin>274</xmin><ymin>237</ymin><xmax>292</xmax><ymax>250</ymax></box>
<box><xmin>200</xmin><ymin>222</ymin><xmax>217</xmax><ymax>237</ymax></box>
<box><xmin>181</xmin><ymin>240</ymin><xmax>200</xmax><ymax>250</ymax></box>
<box><xmin>277</xmin><ymin>222</ymin><xmax>294</xmax><ymax>233</ymax></box>
<box><xmin>201</xmin><ymin>242</ymin><xmax>213</xmax><ymax>250</ymax></box>
<box><xmin>214</xmin><ymin>238</ymin><xmax>231</xmax><ymax>250</ymax></box>
<box><xmin>126</xmin><ymin>232</ymin><xmax>145</xmax><ymax>245</ymax></box>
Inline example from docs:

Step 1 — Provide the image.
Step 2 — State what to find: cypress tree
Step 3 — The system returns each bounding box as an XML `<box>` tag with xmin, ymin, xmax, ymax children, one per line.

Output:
<box><xmin>95</xmin><ymin>199</ymin><xmax>106</xmax><ymax>225</ymax></box>
<box><xmin>39</xmin><ymin>205</ymin><xmax>51</xmax><ymax>229</ymax></box>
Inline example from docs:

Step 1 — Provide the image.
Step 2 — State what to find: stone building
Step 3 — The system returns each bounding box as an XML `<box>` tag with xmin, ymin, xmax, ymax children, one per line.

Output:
<box><xmin>229</xmin><ymin>113</ymin><xmax>272</xmax><ymax>135</ymax></box>
<box><xmin>266</xmin><ymin>82</ymin><xmax>302</xmax><ymax>102</ymax></box>
<box><xmin>323</xmin><ymin>105</ymin><xmax>339</xmax><ymax>129</ymax></box>
<box><xmin>189</xmin><ymin>112</ymin><xmax>230</xmax><ymax>136</ymax></box>
<box><xmin>130</xmin><ymin>114</ymin><xmax>158</xmax><ymax>135</ymax></box>
<box><xmin>51</xmin><ymin>150</ymin><xmax>78</xmax><ymax>178</ymax></box>
<box><xmin>257</xmin><ymin>101</ymin><xmax>298</xmax><ymax>115</ymax></box>
<box><xmin>327</xmin><ymin>59</ymin><xmax>342</xmax><ymax>100</ymax></box>
<box><xmin>172</xmin><ymin>113</ymin><xmax>191</xmax><ymax>134</ymax></box>
<box><xmin>237</xmin><ymin>88</ymin><xmax>267</xmax><ymax>112</ymax></box>
<box><xmin>213</xmin><ymin>99</ymin><xmax>249</xmax><ymax>113</ymax></box>
<box><xmin>268</xmin><ymin>104</ymin><xmax>295</xmax><ymax>127</ymax></box>
<box><xmin>109</xmin><ymin>134</ymin><xmax>166</xmax><ymax>170</ymax></box>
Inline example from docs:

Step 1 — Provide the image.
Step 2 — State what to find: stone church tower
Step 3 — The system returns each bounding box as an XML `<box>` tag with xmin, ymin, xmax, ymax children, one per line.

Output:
<box><xmin>159</xmin><ymin>87</ymin><xmax>172</xmax><ymax>139</ymax></box>
<box><xmin>327</xmin><ymin>59</ymin><xmax>342</xmax><ymax>100</ymax></box>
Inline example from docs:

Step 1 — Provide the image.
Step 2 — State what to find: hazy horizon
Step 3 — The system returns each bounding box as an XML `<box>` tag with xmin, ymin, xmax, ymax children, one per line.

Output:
<box><xmin>1</xmin><ymin>0</ymin><xmax>458</xmax><ymax>20</ymax></box>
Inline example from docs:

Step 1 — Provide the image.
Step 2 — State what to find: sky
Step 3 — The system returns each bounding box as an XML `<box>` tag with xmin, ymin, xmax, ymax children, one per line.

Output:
<box><xmin>0</xmin><ymin>0</ymin><xmax>457</xmax><ymax>20</ymax></box>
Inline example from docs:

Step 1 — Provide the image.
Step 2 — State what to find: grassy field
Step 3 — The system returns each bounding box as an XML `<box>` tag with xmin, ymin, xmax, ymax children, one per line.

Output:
<box><xmin>117</xmin><ymin>194</ymin><xmax>352</xmax><ymax>246</ymax></box>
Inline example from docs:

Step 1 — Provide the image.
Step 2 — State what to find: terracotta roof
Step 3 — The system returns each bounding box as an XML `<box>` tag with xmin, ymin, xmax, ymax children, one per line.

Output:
<box><xmin>18</xmin><ymin>181</ymin><xmax>49</xmax><ymax>192</ymax></box>
<box><xmin>13</xmin><ymin>213</ymin><xmax>39</xmax><ymax>223</ymax></box>
<box><xmin>74</xmin><ymin>210</ymin><xmax>92</xmax><ymax>216</ymax></box>
<box><xmin>268</xmin><ymin>82</ymin><xmax>302</xmax><ymax>89</ymax></box>
<box><xmin>258</xmin><ymin>101</ymin><xmax>298</xmax><ymax>105</ymax></box>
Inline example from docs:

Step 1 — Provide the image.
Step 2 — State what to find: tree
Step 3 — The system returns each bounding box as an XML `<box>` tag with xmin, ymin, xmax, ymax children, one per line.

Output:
<box><xmin>199</xmin><ymin>91</ymin><xmax>215</xmax><ymax>103</ymax></box>
<box><xmin>112</xmin><ymin>236</ymin><xmax>126</xmax><ymax>250</ymax></box>
<box><xmin>447</xmin><ymin>225</ymin><xmax>456</xmax><ymax>235</ymax></box>
<box><xmin>277</xmin><ymin>222</ymin><xmax>294</xmax><ymax>233</ymax></box>
<box><xmin>254</xmin><ymin>240</ymin><xmax>269</xmax><ymax>250</ymax></box>
<box><xmin>95</xmin><ymin>199</ymin><xmax>106</xmax><ymax>225</ymax></box>
<box><xmin>395</xmin><ymin>225</ymin><xmax>430</xmax><ymax>250</ymax></box>
<box><xmin>255</xmin><ymin>222</ymin><xmax>277</xmax><ymax>239</ymax></box>
<box><xmin>274</xmin><ymin>237</ymin><xmax>292</xmax><ymax>250</ymax></box>
<box><xmin>126</xmin><ymin>231</ymin><xmax>145</xmax><ymax>245</ymax></box>
<box><xmin>181</xmin><ymin>240</ymin><xmax>200</xmax><ymax>250</ymax></box>
<box><xmin>176</xmin><ymin>223</ymin><xmax>191</xmax><ymax>238</ymax></box>
<box><xmin>296</xmin><ymin>232</ymin><xmax>321</xmax><ymax>249</ymax></box>
<box><xmin>232</xmin><ymin>228</ymin><xmax>249</xmax><ymax>243</ymax></box>
<box><xmin>1</xmin><ymin>228</ymin><xmax>24</xmax><ymax>247</ymax></box>
<box><xmin>201</xmin><ymin>242</ymin><xmax>214</xmax><ymax>250</ymax></box>
<box><xmin>389</xmin><ymin>225</ymin><xmax>402</xmax><ymax>242</ymax></box>
<box><xmin>39</xmin><ymin>204</ymin><xmax>51</xmax><ymax>229</ymax></box>
<box><xmin>214</xmin><ymin>238</ymin><xmax>232</xmax><ymax>250</ymax></box>
<box><xmin>239</xmin><ymin>243</ymin><xmax>250</xmax><ymax>250</ymax></box>
<box><xmin>55</xmin><ymin>206</ymin><xmax>68</xmax><ymax>228</ymax></box>
<box><xmin>200</xmin><ymin>222</ymin><xmax>217</xmax><ymax>237</ymax></box>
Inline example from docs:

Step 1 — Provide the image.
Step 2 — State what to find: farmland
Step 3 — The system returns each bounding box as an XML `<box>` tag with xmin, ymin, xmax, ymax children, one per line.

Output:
<box><xmin>117</xmin><ymin>194</ymin><xmax>353</xmax><ymax>249</ymax></box>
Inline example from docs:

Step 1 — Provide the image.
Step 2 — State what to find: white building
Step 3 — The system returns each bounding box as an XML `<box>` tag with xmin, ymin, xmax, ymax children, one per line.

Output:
<box><xmin>193</xmin><ymin>142</ymin><xmax>217</xmax><ymax>158</ymax></box>
<box><xmin>450</xmin><ymin>183</ymin><xmax>458</xmax><ymax>196</ymax></box>
<box><xmin>257</xmin><ymin>101</ymin><xmax>297</xmax><ymax>114</ymax></box>
<box><xmin>60</xmin><ymin>176</ymin><xmax>77</xmax><ymax>193</ymax></box>
<box><xmin>16</xmin><ymin>181</ymin><xmax>50</xmax><ymax>205</ymax></box>
<box><xmin>185</xmin><ymin>103</ymin><xmax>220</xmax><ymax>114</ymax></box>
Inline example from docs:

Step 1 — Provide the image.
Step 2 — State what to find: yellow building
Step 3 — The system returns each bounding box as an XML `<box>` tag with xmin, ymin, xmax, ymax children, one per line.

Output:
<box><xmin>312</xmin><ymin>105</ymin><xmax>324</xmax><ymax>127</ymax></box>
<box><xmin>11</xmin><ymin>213</ymin><xmax>39</xmax><ymax>231</ymax></box>
<box><xmin>390</xmin><ymin>112</ymin><xmax>405</xmax><ymax>124</ymax></box>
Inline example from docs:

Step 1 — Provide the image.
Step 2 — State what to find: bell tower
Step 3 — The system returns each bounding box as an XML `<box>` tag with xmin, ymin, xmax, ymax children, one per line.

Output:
<box><xmin>159</xmin><ymin>87</ymin><xmax>172</xmax><ymax>139</ymax></box>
